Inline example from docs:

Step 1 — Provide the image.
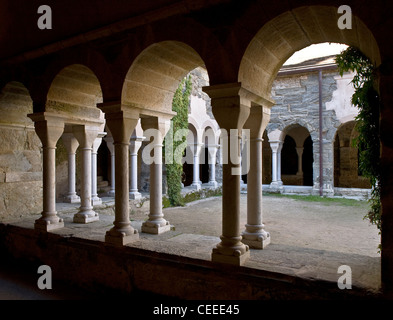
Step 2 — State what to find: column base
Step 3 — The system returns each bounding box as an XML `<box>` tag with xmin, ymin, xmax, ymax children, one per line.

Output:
<box><xmin>105</xmin><ymin>229</ymin><xmax>139</xmax><ymax>246</ymax></box>
<box><xmin>242</xmin><ymin>234</ymin><xmax>271</xmax><ymax>249</ymax></box>
<box><xmin>191</xmin><ymin>183</ymin><xmax>201</xmax><ymax>190</ymax></box>
<box><xmin>141</xmin><ymin>221</ymin><xmax>172</xmax><ymax>234</ymax></box>
<box><xmin>211</xmin><ymin>248</ymin><xmax>250</xmax><ymax>266</ymax></box>
<box><xmin>107</xmin><ymin>190</ymin><xmax>115</xmax><ymax>197</ymax></box>
<box><xmin>269</xmin><ymin>181</ymin><xmax>284</xmax><ymax>192</ymax></box>
<box><xmin>208</xmin><ymin>181</ymin><xmax>218</xmax><ymax>188</ymax></box>
<box><xmin>129</xmin><ymin>191</ymin><xmax>142</xmax><ymax>200</ymax></box>
<box><xmin>92</xmin><ymin>196</ymin><xmax>102</xmax><ymax>206</ymax></box>
<box><xmin>73</xmin><ymin>211</ymin><xmax>99</xmax><ymax>223</ymax></box>
<box><xmin>64</xmin><ymin>194</ymin><xmax>80</xmax><ymax>203</ymax></box>
<box><xmin>34</xmin><ymin>216</ymin><xmax>64</xmax><ymax>232</ymax></box>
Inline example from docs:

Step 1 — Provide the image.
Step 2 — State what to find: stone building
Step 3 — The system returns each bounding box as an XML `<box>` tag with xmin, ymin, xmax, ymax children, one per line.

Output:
<box><xmin>1</xmin><ymin>0</ymin><xmax>393</xmax><ymax>299</ymax></box>
<box><xmin>262</xmin><ymin>55</ymin><xmax>371</xmax><ymax>198</ymax></box>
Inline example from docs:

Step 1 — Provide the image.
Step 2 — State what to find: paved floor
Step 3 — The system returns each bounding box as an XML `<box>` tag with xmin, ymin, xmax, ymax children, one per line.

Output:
<box><xmin>2</xmin><ymin>192</ymin><xmax>381</xmax><ymax>296</ymax></box>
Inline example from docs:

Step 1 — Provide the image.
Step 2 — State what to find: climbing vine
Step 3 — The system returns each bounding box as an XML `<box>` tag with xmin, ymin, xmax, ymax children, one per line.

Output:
<box><xmin>164</xmin><ymin>75</ymin><xmax>192</xmax><ymax>207</ymax></box>
<box><xmin>336</xmin><ymin>47</ymin><xmax>381</xmax><ymax>232</ymax></box>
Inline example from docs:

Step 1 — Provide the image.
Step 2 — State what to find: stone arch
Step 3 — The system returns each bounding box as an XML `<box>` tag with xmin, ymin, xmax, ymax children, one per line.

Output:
<box><xmin>281</xmin><ymin>124</ymin><xmax>313</xmax><ymax>186</ymax></box>
<box><xmin>238</xmin><ymin>5</ymin><xmax>381</xmax><ymax>100</ymax></box>
<box><xmin>45</xmin><ymin>64</ymin><xmax>104</xmax><ymax>127</ymax></box>
<box><xmin>121</xmin><ymin>41</ymin><xmax>206</xmax><ymax>116</ymax></box>
<box><xmin>28</xmin><ymin>48</ymin><xmax>111</xmax><ymax>113</ymax></box>
<box><xmin>0</xmin><ymin>81</ymin><xmax>34</xmax><ymax>126</ymax></box>
<box><xmin>334</xmin><ymin>120</ymin><xmax>370</xmax><ymax>188</ymax></box>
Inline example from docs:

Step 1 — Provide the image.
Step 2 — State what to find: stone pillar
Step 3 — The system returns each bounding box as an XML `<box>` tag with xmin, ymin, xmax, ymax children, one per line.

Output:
<box><xmin>61</xmin><ymin>132</ymin><xmax>80</xmax><ymax>203</ymax></box>
<box><xmin>190</xmin><ymin>143</ymin><xmax>203</xmax><ymax>190</ymax></box>
<box><xmin>277</xmin><ymin>142</ymin><xmax>283</xmax><ymax>185</ymax></box>
<box><xmin>129</xmin><ymin>135</ymin><xmax>144</xmax><ymax>199</ymax></box>
<box><xmin>104</xmin><ymin>135</ymin><xmax>115</xmax><ymax>196</ymax></box>
<box><xmin>241</xmin><ymin>105</ymin><xmax>271</xmax><ymax>249</ymax></box>
<box><xmin>91</xmin><ymin>132</ymin><xmax>106</xmax><ymax>205</ymax></box>
<box><xmin>72</xmin><ymin>125</ymin><xmax>99</xmax><ymax>223</ymax></box>
<box><xmin>207</xmin><ymin>144</ymin><xmax>219</xmax><ymax>187</ymax></box>
<box><xmin>99</xmin><ymin>103</ymin><xmax>140</xmax><ymax>246</ymax></box>
<box><xmin>270</xmin><ymin>140</ymin><xmax>283</xmax><ymax>189</ymax></box>
<box><xmin>296</xmin><ymin>147</ymin><xmax>304</xmax><ymax>176</ymax></box>
<box><xmin>28</xmin><ymin>115</ymin><xmax>65</xmax><ymax>231</ymax></box>
<box><xmin>141</xmin><ymin>117</ymin><xmax>172</xmax><ymax>234</ymax></box>
<box><xmin>203</xmin><ymin>83</ymin><xmax>261</xmax><ymax>265</ymax></box>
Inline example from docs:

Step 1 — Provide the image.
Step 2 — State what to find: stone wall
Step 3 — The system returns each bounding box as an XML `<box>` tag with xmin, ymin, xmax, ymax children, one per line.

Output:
<box><xmin>266</xmin><ymin>67</ymin><xmax>366</xmax><ymax>193</ymax></box>
<box><xmin>0</xmin><ymin>82</ymin><xmax>43</xmax><ymax>220</ymax></box>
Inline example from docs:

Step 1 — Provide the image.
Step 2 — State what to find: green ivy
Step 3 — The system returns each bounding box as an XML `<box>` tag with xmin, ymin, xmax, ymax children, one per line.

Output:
<box><xmin>163</xmin><ymin>75</ymin><xmax>192</xmax><ymax>207</ymax></box>
<box><xmin>336</xmin><ymin>47</ymin><xmax>381</xmax><ymax>232</ymax></box>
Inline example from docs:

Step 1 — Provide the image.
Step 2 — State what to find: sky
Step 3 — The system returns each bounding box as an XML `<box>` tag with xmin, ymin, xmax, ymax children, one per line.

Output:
<box><xmin>284</xmin><ymin>43</ymin><xmax>348</xmax><ymax>65</ymax></box>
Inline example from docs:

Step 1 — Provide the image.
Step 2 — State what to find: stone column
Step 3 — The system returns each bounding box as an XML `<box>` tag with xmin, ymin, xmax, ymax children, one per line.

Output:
<box><xmin>28</xmin><ymin>115</ymin><xmax>65</xmax><ymax>231</ymax></box>
<box><xmin>270</xmin><ymin>140</ymin><xmax>283</xmax><ymax>189</ymax></box>
<box><xmin>129</xmin><ymin>135</ymin><xmax>144</xmax><ymax>199</ymax></box>
<box><xmin>104</xmin><ymin>135</ymin><xmax>115</xmax><ymax>196</ymax></box>
<box><xmin>99</xmin><ymin>103</ymin><xmax>140</xmax><ymax>246</ymax></box>
<box><xmin>277</xmin><ymin>142</ymin><xmax>283</xmax><ymax>185</ymax></box>
<box><xmin>91</xmin><ymin>132</ymin><xmax>106</xmax><ymax>205</ymax></box>
<box><xmin>241</xmin><ymin>105</ymin><xmax>271</xmax><ymax>249</ymax></box>
<box><xmin>296</xmin><ymin>147</ymin><xmax>304</xmax><ymax>176</ymax></box>
<box><xmin>203</xmin><ymin>83</ymin><xmax>258</xmax><ymax>266</ymax></box>
<box><xmin>191</xmin><ymin>143</ymin><xmax>203</xmax><ymax>190</ymax></box>
<box><xmin>207</xmin><ymin>144</ymin><xmax>219</xmax><ymax>187</ymax></box>
<box><xmin>72</xmin><ymin>125</ymin><xmax>99</xmax><ymax>223</ymax></box>
<box><xmin>141</xmin><ymin>117</ymin><xmax>172</xmax><ymax>234</ymax></box>
<box><xmin>61</xmin><ymin>132</ymin><xmax>80</xmax><ymax>203</ymax></box>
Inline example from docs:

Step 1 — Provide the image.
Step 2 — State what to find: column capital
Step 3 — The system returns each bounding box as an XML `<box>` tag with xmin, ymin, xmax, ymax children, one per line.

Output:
<box><xmin>98</xmin><ymin>102</ymin><xmax>140</xmax><ymax>144</ymax></box>
<box><xmin>269</xmin><ymin>140</ymin><xmax>283</xmax><ymax>153</ymax></box>
<box><xmin>243</xmin><ymin>105</ymin><xmax>271</xmax><ymax>139</ymax></box>
<box><xmin>72</xmin><ymin>125</ymin><xmax>99</xmax><ymax>149</ymax></box>
<box><xmin>203</xmin><ymin>82</ymin><xmax>274</xmax><ymax>132</ymax></box>
<box><xmin>28</xmin><ymin>112</ymin><xmax>65</xmax><ymax>148</ymax></box>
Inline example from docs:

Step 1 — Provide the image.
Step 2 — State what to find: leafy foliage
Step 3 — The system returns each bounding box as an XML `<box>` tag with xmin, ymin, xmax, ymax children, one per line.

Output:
<box><xmin>336</xmin><ymin>47</ymin><xmax>381</xmax><ymax>231</ymax></box>
<box><xmin>163</xmin><ymin>76</ymin><xmax>192</xmax><ymax>207</ymax></box>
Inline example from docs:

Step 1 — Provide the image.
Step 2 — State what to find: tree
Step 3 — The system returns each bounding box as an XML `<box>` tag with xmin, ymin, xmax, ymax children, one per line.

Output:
<box><xmin>164</xmin><ymin>76</ymin><xmax>192</xmax><ymax>206</ymax></box>
<box><xmin>336</xmin><ymin>47</ymin><xmax>381</xmax><ymax>232</ymax></box>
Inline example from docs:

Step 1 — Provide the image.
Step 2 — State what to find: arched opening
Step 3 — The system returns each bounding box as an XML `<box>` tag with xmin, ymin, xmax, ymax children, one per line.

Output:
<box><xmin>238</xmin><ymin>5</ymin><xmax>381</xmax><ymax>288</ymax></box>
<box><xmin>281</xmin><ymin>125</ymin><xmax>313</xmax><ymax>186</ymax></box>
<box><xmin>334</xmin><ymin>121</ymin><xmax>371</xmax><ymax>189</ymax></box>
<box><xmin>46</xmin><ymin>64</ymin><xmax>105</xmax><ymax>203</ymax></box>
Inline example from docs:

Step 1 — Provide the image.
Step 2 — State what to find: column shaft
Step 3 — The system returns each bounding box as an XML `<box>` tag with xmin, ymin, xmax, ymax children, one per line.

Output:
<box><xmin>141</xmin><ymin>117</ymin><xmax>172</xmax><ymax>234</ymax></box>
<box><xmin>29</xmin><ymin>117</ymin><xmax>65</xmax><ymax>231</ymax></box>
<box><xmin>72</xmin><ymin>125</ymin><xmax>99</xmax><ymax>223</ymax></box>
<box><xmin>99</xmin><ymin>104</ymin><xmax>140</xmax><ymax>246</ymax></box>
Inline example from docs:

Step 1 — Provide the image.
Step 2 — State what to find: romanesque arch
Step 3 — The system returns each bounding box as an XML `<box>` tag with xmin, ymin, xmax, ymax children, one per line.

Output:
<box><xmin>334</xmin><ymin>120</ymin><xmax>370</xmax><ymax>188</ymax></box>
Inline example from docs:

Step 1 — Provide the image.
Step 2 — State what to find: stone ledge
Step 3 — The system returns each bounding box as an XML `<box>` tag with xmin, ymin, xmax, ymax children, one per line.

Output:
<box><xmin>0</xmin><ymin>222</ymin><xmax>382</xmax><ymax>300</ymax></box>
